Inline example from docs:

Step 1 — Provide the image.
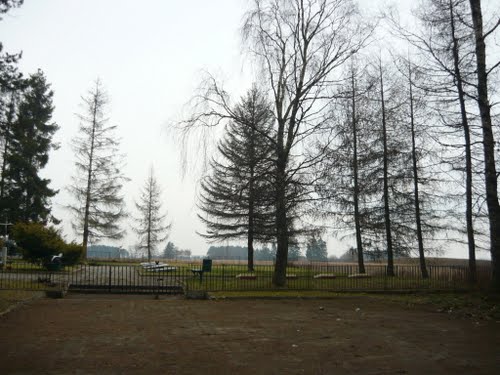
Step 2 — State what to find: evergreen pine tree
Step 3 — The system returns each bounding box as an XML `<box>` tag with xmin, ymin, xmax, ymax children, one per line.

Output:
<box><xmin>198</xmin><ymin>88</ymin><xmax>275</xmax><ymax>271</ymax></box>
<box><xmin>306</xmin><ymin>235</ymin><xmax>328</xmax><ymax>262</ymax></box>
<box><xmin>162</xmin><ymin>241</ymin><xmax>178</xmax><ymax>259</ymax></box>
<box><xmin>0</xmin><ymin>0</ymin><xmax>23</xmax><ymax>90</ymax></box>
<box><xmin>134</xmin><ymin>167</ymin><xmax>171</xmax><ymax>262</ymax></box>
<box><xmin>1</xmin><ymin>70</ymin><xmax>58</xmax><ymax>223</ymax></box>
<box><xmin>1</xmin><ymin>0</ymin><xmax>23</xmax><ymax>192</ymax></box>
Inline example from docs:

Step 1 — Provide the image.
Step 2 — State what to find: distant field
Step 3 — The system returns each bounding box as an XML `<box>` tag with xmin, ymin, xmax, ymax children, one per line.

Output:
<box><xmin>86</xmin><ymin>256</ymin><xmax>491</xmax><ymax>267</ymax></box>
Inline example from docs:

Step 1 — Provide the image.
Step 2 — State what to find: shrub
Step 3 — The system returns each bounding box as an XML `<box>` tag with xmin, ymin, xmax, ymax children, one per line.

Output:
<box><xmin>1</xmin><ymin>238</ymin><xmax>20</xmax><ymax>256</ymax></box>
<box><xmin>61</xmin><ymin>242</ymin><xmax>84</xmax><ymax>266</ymax></box>
<box><xmin>11</xmin><ymin>222</ymin><xmax>83</xmax><ymax>267</ymax></box>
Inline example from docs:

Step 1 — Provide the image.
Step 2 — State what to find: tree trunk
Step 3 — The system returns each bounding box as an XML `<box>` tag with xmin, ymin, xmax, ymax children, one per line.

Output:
<box><xmin>408</xmin><ymin>64</ymin><xmax>428</xmax><ymax>278</ymax></box>
<box><xmin>380</xmin><ymin>63</ymin><xmax>395</xmax><ymax>277</ymax></box>
<box><xmin>247</xmin><ymin>184</ymin><xmax>255</xmax><ymax>272</ymax></box>
<box><xmin>247</xmin><ymin>215</ymin><xmax>255</xmax><ymax>272</ymax></box>
<box><xmin>272</xmin><ymin>151</ymin><xmax>288</xmax><ymax>287</ymax></box>
<box><xmin>147</xmin><ymin>207</ymin><xmax>152</xmax><ymax>262</ymax></box>
<box><xmin>0</xmin><ymin>91</ymin><xmax>18</xmax><ymax>207</ymax></box>
<box><xmin>468</xmin><ymin>0</ymin><xmax>500</xmax><ymax>289</ymax></box>
<box><xmin>351</xmin><ymin>69</ymin><xmax>365</xmax><ymax>274</ymax></box>
<box><xmin>82</xmin><ymin>95</ymin><xmax>98</xmax><ymax>259</ymax></box>
<box><xmin>247</xmin><ymin>130</ymin><xmax>256</xmax><ymax>272</ymax></box>
<box><xmin>449</xmin><ymin>0</ymin><xmax>476</xmax><ymax>283</ymax></box>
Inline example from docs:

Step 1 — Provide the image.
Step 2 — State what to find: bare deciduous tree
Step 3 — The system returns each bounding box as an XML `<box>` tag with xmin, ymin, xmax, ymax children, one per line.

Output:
<box><xmin>387</xmin><ymin>0</ymin><xmax>481</xmax><ymax>281</ymax></box>
<box><xmin>467</xmin><ymin>0</ymin><xmax>500</xmax><ymax>289</ymax></box>
<box><xmin>313</xmin><ymin>59</ymin><xmax>375</xmax><ymax>274</ymax></box>
<box><xmin>407</xmin><ymin>59</ymin><xmax>429</xmax><ymax>278</ymax></box>
<box><xmin>242</xmin><ymin>0</ymin><xmax>373</xmax><ymax>286</ymax></box>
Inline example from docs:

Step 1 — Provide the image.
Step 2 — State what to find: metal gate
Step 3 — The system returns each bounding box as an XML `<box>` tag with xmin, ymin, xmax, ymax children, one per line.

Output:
<box><xmin>68</xmin><ymin>264</ymin><xmax>184</xmax><ymax>294</ymax></box>
<box><xmin>0</xmin><ymin>263</ymin><xmax>185</xmax><ymax>295</ymax></box>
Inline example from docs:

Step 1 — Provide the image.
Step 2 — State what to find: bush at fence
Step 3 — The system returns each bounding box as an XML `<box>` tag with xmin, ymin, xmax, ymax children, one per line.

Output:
<box><xmin>11</xmin><ymin>222</ymin><xmax>83</xmax><ymax>267</ymax></box>
<box><xmin>60</xmin><ymin>242</ymin><xmax>84</xmax><ymax>266</ymax></box>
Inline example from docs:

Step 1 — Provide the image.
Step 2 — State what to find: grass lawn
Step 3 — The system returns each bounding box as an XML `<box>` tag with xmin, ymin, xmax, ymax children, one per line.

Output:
<box><xmin>3</xmin><ymin>260</ymin><xmax>78</xmax><ymax>273</ymax></box>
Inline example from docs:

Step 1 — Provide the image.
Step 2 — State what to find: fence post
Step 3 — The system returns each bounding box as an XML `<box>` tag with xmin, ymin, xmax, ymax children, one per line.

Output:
<box><xmin>308</xmin><ymin>262</ymin><xmax>312</xmax><ymax>290</ymax></box>
<box><xmin>222</xmin><ymin>264</ymin><xmax>225</xmax><ymax>291</ymax></box>
<box><xmin>108</xmin><ymin>265</ymin><xmax>112</xmax><ymax>292</ymax></box>
<box><xmin>384</xmin><ymin>265</ymin><xmax>387</xmax><ymax>290</ymax></box>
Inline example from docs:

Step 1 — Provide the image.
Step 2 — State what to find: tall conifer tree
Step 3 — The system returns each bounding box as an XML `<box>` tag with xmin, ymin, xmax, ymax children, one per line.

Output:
<box><xmin>68</xmin><ymin>80</ymin><xmax>127</xmax><ymax>257</ymax></box>
<box><xmin>198</xmin><ymin>88</ymin><xmax>275</xmax><ymax>271</ymax></box>
<box><xmin>1</xmin><ymin>70</ymin><xmax>58</xmax><ymax>223</ymax></box>
<box><xmin>134</xmin><ymin>167</ymin><xmax>171</xmax><ymax>261</ymax></box>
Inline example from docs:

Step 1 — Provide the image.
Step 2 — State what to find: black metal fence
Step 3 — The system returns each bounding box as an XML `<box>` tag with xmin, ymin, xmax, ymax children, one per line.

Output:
<box><xmin>183</xmin><ymin>262</ymin><xmax>492</xmax><ymax>292</ymax></box>
<box><xmin>0</xmin><ymin>259</ymin><xmax>492</xmax><ymax>294</ymax></box>
<box><xmin>0</xmin><ymin>261</ymin><xmax>184</xmax><ymax>294</ymax></box>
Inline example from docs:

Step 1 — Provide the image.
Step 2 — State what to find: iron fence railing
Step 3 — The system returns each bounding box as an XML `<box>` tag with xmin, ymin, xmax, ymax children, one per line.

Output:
<box><xmin>0</xmin><ymin>259</ymin><xmax>492</xmax><ymax>294</ymax></box>
<box><xmin>183</xmin><ymin>263</ymin><xmax>492</xmax><ymax>292</ymax></box>
<box><xmin>0</xmin><ymin>261</ymin><xmax>184</xmax><ymax>294</ymax></box>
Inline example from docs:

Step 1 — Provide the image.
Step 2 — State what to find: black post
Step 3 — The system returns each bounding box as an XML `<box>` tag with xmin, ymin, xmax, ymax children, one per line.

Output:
<box><xmin>108</xmin><ymin>265</ymin><xmax>112</xmax><ymax>292</ymax></box>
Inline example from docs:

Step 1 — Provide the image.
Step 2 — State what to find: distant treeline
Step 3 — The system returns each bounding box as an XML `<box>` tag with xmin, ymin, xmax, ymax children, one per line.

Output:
<box><xmin>88</xmin><ymin>245</ymin><xmax>129</xmax><ymax>259</ymax></box>
<box><xmin>206</xmin><ymin>244</ymin><xmax>394</xmax><ymax>262</ymax></box>
<box><xmin>207</xmin><ymin>245</ymin><xmax>276</xmax><ymax>261</ymax></box>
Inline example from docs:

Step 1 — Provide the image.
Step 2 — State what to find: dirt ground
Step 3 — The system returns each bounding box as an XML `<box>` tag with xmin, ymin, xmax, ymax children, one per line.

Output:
<box><xmin>0</xmin><ymin>294</ymin><xmax>498</xmax><ymax>375</ymax></box>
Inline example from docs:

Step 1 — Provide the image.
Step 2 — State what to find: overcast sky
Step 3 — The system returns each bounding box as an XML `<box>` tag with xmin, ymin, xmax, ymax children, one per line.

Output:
<box><xmin>0</xmin><ymin>1</ymin><xmax>495</xmax><ymax>259</ymax></box>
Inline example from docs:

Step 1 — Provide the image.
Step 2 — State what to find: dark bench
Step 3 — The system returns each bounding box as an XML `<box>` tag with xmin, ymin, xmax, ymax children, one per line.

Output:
<box><xmin>191</xmin><ymin>259</ymin><xmax>212</xmax><ymax>282</ymax></box>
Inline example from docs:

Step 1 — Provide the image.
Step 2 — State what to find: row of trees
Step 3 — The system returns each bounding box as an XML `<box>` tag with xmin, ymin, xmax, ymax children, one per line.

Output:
<box><xmin>204</xmin><ymin>237</ymin><xmax>327</xmax><ymax>262</ymax></box>
<box><xmin>184</xmin><ymin>0</ymin><xmax>499</xmax><ymax>288</ymax></box>
<box><xmin>69</xmin><ymin>80</ymin><xmax>172</xmax><ymax>261</ymax></box>
<box><xmin>1</xmin><ymin>2</ymin><xmax>171</xmax><ymax>262</ymax></box>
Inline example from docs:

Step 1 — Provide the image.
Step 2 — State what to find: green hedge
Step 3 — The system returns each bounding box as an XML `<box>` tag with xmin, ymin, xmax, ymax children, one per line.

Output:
<box><xmin>11</xmin><ymin>223</ymin><xmax>83</xmax><ymax>267</ymax></box>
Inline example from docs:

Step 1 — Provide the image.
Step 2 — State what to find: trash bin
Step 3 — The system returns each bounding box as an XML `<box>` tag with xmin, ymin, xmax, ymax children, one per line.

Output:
<box><xmin>202</xmin><ymin>258</ymin><xmax>212</xmax><ymax>272</ymax></box>
<box><xmin>46</xmin><ymin>255</ymin><xmax>62</xmax><ymax>271</ymax></box>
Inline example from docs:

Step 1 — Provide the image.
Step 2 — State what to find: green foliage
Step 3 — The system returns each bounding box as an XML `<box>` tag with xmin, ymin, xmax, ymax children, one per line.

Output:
<box><xmin>161</xmin><ymin>242</ymin><xmax>191</xmax><ymax>259</ymax></box>
<box><xmin>0</xmin><ymin>0</ymin><xmax>23</xmax><ymax>90</ymax></box>
<box><xmin>11</xmin><ymin>222</ymin><xmax>83</xmax><ymax>267</ymax></box>
<box><xmin>288</xmin><ymin>243</ymin><xmax>302</xmax><ymax>261</ymax></box>
<box><xmin>61</xmin><ymin>242</ymin><xmax>84</xmax><ymax>265</ymax></box>
<box><xmin>134</xmin><ymin>168</ymin><xmax>170</xmax><ymax>261</ymax></box>
<box><xmin>1</xmin><ymin>70</ymin><xmax>59</xmax><ymax>224</ymax></box>
<box><xmin>12</xmin><ymin>222</ymin><xmax>62</xmax><ymax>264</ymax></box>
<box><xmin>306</xmin><ymin>236</ymin><xmax>328</xmax><ymax>262</ymax></box>
<box><xmin>163</xmin><ymin>241</ymin><xmax>178</xmax><ymax>258</ymax></box>
<box><xmin>198</xmin><ymin>88</ymin><xmax>276</xmax><ymax>244</ymax></box>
